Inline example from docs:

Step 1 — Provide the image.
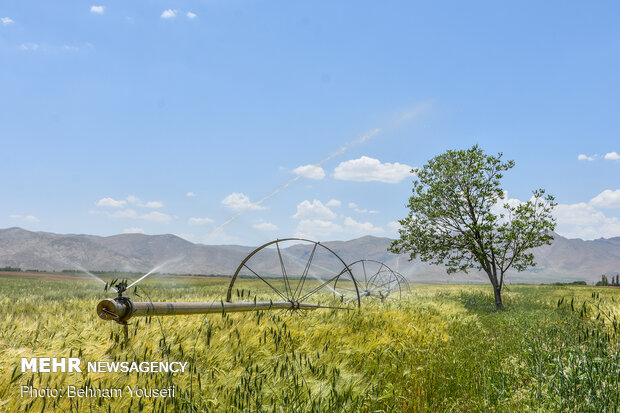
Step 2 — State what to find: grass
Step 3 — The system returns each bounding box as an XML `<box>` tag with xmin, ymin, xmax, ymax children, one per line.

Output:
<box><xmin>1</xmin><ymin>273</ymin><xmax>620</xmax><ymax>412</ymax></box>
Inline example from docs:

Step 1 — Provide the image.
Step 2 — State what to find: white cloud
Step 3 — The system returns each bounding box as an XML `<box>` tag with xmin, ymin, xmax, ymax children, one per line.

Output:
<box><xmin>96</xmin><ymin>197</ymin><xmax>127</xmax><ymax>208</ymax></box>
<box><xmin>20</xmin><ymin>43</ymin><xmax>39</xmax><ymax>51</ymax></box>
<box><xmin>387</xmin><ymin>221</ymin><xmax>402</xmax><ymax>233</ymax></box>
<box><xmin>126</xmin><ymin>195</ymin><xmax>163</xmax><ymax>209</ymax></box>
<box><xmin>253</xmin><ymin>222</ymin><xmax>278</xmax><ymax>231</ymax></box>
<box><xmin>347</xmin><ymin>202</ymin><xmax>379</xmax><ymax>213</ymax></box>
<box><xmin>326</xmin><ymin>199</ymin><xmax>341</xmax><ymax>207</ymax></box>
<box><xmin>293</xmin><ymin>200</ymin><xmax>337</xmax><ymax>220</ymax></box>
<box><xmin>186</xmin><ymin>12</ymin><xmax>197</xmax><ymax>19</ymax></box>
<box><xmin>2</xmin><ymin>17</ymin><xmax>14</xmax><ymax>25</ymax></box>
<box><xmin>292</xmin><ymin>164</ymin><xmax>325</xmax><ymax>180</ymax></box>
<box><xmin>353</xmin><ymin>207</ymin><xmax>379</xmax><ymax>214</ymax></box>
<box><xmin>100</xmin><ymin>208</ymin><xmax>172</xmax><ymax>224</ymax></box>
<box><xmin>578</xmin><ymin>154</ymin><xmax>596</xmax><ymax>161</ymax></box>
<box><xmin>142</xmin><ymin>201</ymin><xmax>163</xmax><ymax>209</ymax></box>
<box><xmin>123</xmin><ymin>227</ymin><xmax>144</xmax><ymax>234</ymax></box>
<box><xmin>554</xmin><ymin>202</ymin><xmax>620</xmax><ymax>239</ymax></box>
<box><xmin>161</xmin><ymin>9</ymin><xmax>177</xmax><ymax>19</ymax></box>
<box><xmin>294</xmin><ymin>219</ymin><xmax>343</xmax><ymax>239</ymax></box>
<box><xmin>334</xmin><ymin>156</ymin><xmax>414</xmax><ymax>183</ymax></box>
<box><xmin>8</xmin><ymin>214</ymin><xmax>40</xmax><ymax>223</ymax></box>
<box><xmin>90</xmin><ymin>6</ymin><xmax>104</xmax><ymax>14</ymax></box>
<box><xmin>109</xmin><ymin>209</ymin><xmax>138</xmax><ymax>219</ymax></box>
<box><xmin>604</xmin><ymin>152</ymin><xmax>620</xmax><ymax>160</ymax></box>
<box><xmin>589</xmin><ymin>189</ymin><xmax>620</xmax><ymax>209</ymax></box>
<box><xmin>186</xmin><ymin>192</ymin><xmax>196</xmax><ymax>197</ymax></box>
<box><xmin>222</xmin><ymin>193</ymin><xmax>265</xmax><ymax>212</ymax></box>
<box><xmin>188</xmin><ymin>217</ymin><xmax>214</xmax><ymax>226</ymax></box>
<box><xmin>343</xmin><ymin>217</ymin><xmax>384</xmax><ymax>234</ymax></box>
<box><xmin>140</xmin><ymin>211</ymin><xmax>172</xmax><ymax>224</ymax></box>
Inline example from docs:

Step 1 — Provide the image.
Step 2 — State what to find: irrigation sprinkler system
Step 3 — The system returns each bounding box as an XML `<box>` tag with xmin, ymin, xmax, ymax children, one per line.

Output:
<box><xmin>96</xmin><ymin>238</ymin><xmax>408</xmax><ymax>326</ymax></box>
<box><xmin>345</xmin><ymin>259</ymin><xmax>409</xmax><ymax>302</ymax></box>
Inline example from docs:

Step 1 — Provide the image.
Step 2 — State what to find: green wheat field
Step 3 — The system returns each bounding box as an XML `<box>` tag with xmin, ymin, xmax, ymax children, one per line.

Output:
<box><xmin>2</xmin><ymin>272</ymin><xmax>620</xmax><ymax>412</ymax></box>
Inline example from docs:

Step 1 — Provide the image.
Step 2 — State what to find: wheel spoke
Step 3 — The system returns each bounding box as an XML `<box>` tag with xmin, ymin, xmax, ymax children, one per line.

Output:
<box><xmin>362</xmin><ymin>260</ymin><xmax>368</xmax><ymax>286</ymax></box>
<box><xmin>297</xmin><ymin>272</ymin><xmax>344</xmax><ymax>302</ymax></box>
<box><xmin>243</xmin><ymin>264</ymin><xmax>288</xmax><ymax>301</ymax></box>
<box><xmin>293</xmin><ymin>242</ymin><xmax>317</xmax><ymax>300</ymax></box>
<box><xmin>276</xmin><ymin>242</ymin><xmax>292</xmax><ymax>299</ymax></box>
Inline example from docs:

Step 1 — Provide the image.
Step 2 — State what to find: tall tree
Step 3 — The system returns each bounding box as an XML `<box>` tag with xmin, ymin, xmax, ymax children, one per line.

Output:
<box><xmin>389</xmin><ymin>145</ymin><xmax>556</xmax><ymax>308</ymax></box>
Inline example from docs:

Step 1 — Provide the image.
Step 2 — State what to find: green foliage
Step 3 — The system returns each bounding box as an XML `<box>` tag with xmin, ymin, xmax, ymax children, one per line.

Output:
<box><xmin>390</xmin><ymin>145</ymin><xmax>557</xmax><ymax>307</ymax></box>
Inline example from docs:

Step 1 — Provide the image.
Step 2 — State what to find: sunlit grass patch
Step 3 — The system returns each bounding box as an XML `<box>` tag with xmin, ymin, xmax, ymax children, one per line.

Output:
<box><xmin>2</xmin><ymin>275</ymin><xmax>620</xmax><ymax>411</ymax></box>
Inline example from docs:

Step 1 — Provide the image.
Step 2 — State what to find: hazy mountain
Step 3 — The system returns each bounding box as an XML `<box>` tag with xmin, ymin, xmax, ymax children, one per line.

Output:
<box><xmin>1</xmin><ymin>227</ymin><xmax>619</xmax><ymax>284</ymax></box>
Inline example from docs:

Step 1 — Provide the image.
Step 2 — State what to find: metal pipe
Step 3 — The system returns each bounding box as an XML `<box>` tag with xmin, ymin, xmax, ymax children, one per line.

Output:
<box><xmin>97</xmin><ymin>297</ymin><xmax>318</xmax><ymax>323</ymax></box>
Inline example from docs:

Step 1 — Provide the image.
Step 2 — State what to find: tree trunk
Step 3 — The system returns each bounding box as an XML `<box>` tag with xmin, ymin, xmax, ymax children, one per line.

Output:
<box><xmin>493</xmin><ymin>284</ymin><xmax>503</xmax><ymax>309</ymax></box>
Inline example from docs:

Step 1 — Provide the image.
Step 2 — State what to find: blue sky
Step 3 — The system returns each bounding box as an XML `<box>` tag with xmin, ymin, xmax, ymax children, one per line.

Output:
<box><xmin>1</xmin><ymin>1</ymin><xmax>619</xmax><ymax>245</ymax></box>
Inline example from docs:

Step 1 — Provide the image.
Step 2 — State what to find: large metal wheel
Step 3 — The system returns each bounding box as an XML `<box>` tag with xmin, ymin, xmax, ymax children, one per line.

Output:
<box><xmin>226</xmin><ymin>238</ymin><xmax>361</xmax><ymax>310</ymax></box>
<box><xmin>345</xmin><ymin>260</ymin><xmax>408</xmax><ymax>301</ymax></box>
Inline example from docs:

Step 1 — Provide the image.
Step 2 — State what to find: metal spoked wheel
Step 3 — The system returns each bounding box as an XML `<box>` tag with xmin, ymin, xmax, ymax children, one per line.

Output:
<box><xmin>345</xmin><ymin>260</ymin><xmax>408</xmax><ymax>301</ymax></box>
<box><xmin>226</xmin><ymin>238</ymin><xmax>361</xmax><ymax>310</ymax></box>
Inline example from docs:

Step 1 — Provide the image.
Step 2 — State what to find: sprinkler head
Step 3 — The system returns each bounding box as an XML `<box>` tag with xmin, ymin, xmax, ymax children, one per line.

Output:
<box><xmin>97</xmin><ymin>297</ymin><xmax>133</xmax><ymax>323</ymax></box>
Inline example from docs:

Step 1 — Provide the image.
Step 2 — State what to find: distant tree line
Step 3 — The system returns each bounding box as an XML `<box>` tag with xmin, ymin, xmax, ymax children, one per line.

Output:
<box><xmin>549</xmin><ymin>281</ymin><xmax>587</xmax><ymax>286</ymax></box>
<box><xmin>596</xmin><ymin>274</ymin><xmax>620</xmax><ymax>286</ymax></box>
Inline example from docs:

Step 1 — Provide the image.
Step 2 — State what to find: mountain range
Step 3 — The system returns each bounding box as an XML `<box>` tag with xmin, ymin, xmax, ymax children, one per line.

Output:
<box><xmin>1</xmin><ymin>227</ymin><xmax>619</xmax><ymax>284</ymax></box>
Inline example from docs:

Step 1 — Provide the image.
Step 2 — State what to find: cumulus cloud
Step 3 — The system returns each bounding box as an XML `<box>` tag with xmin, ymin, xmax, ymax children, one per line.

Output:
<box><xmin>292</xmin><ymin>164</ymin><xmax>326</xmax><ymax>180</ymax></box>
<box><xmin>186</xmin><ymin>192</ymin><xmax>196</xmax><ymax>197</ymax></box>
<box><xmin>578</xmin><ymin>154</ymin><xmax>596</xmax><ymax>161</ymax></box>
<box><xmin>138</xmin><ymin>211</ymin><xmax>171</xmax><ymax>224</ymax></box>
<box><xmin>493</xmin><ymin>191</ymin><xmax>620</xmax><ymax>239</ymax></box>
<box><xmin>2</xmin><ymin>17</ymin><xmax>14</xmax><ymax>25</ymax></box>
<box><xmin>186</xmin><ymin>12</ymin><xmax>197</xmax><ymax>19</ymax></box>
<box><xmin>90</xmin><ymin>6</ymin><xmax>104</xmax><ymax>14</ymax></box>
<box><xmin>188</xmin><ymin>217</ymin><xmax>214</xmax><ymax>225</ymax></box>
<box><xmin>348</xmin><ymin>202</ymin><xmax>357</xmax><ymax>208</ymax></box>
<box><xmin>343</xmin><ymin>217</ymin><xmax>384</xmax><ymax>234</ymax></box>
<box><xmin>604</xmin><ymin>152</ymin><xmax>620</xmax><ymax>160</ymax></box>
<box><xmin>293</xmin><ymin>200</ymin><xmax>337</xmax><ymax>220</ymax></box>
<box><xmin>326</xmin><ymin>199</ymin><xmax>341</xmax><ymax>207</ymax></box>
<box><xmin>253</xmin><ymin>222</ymin><xmax>278</xmax><ymax>231</ymax></box>
<box><xmin>160</xmin><ymin>9</ymin><xmax>177</xmax><ymax>18</ymax></box>
<box><xmin>387</xmin><ymin>221</ymin><xmax>402</xmax><ymax>233</ymax></box>
<box><xmin>123</xmin><ymin>227</ymin><xmax>144</xmax><ymax>234</ymax></box>
<box><xmin>294</xmin><ymin>219</ymin><xmax>343</xmax><ymax>239</ymax></box>
<box><xmin>96</xmin><ymin>197</ymin><xmax>127</xmax><ymax>208</ymax></box>
<box><xmin>589</xmin><ymin>189</ymin><xmax>620</xmax><ymax>209</ymax></box>
<box><xmin>222</xmin><ymin>193</ymin><xmax>265</xmax><ymax>212</ymax></box>
<box><xmin>334</xmin><ymin>156</ymin><xmax>414</xmax><ymax>183</ymax></box>
<box><xmin>96</xmin><ymin>208</ymin><xmax>172</xmax><ymax>224</ymax></box>
<box><xmin>554</xmin><ymin>202</ymin><xmax>620</xmax><ymax>239</ymax></box>
<box><xmin>126</xmin><ymin>195</ymin><xmax>163</xmax><ymax>209</ymax></box>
